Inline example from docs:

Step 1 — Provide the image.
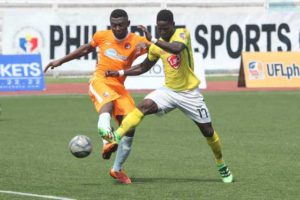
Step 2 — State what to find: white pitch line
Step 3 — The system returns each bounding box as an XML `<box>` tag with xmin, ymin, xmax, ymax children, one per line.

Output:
<box><xmin>0</xmin><ymin>190</ymin><xmax>76</xmax><ymax>200</ymax></box>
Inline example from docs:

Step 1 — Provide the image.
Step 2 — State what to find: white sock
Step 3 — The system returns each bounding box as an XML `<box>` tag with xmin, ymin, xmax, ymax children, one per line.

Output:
<box><xmin>112</xmin><ymin>136</ymin><xmax>133</xmax><ymax>171</ymax></box>
<box><xmin>98</xmin><ymin>112</ymin><xmax>111</xmax><ymax>145</ymax></box>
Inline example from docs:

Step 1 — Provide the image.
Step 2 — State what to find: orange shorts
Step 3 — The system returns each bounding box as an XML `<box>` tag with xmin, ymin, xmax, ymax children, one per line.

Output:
<box><xmin>88</xmin><ymin>78</ymin><xmax>135</xmax><ymax>118</ymax></box>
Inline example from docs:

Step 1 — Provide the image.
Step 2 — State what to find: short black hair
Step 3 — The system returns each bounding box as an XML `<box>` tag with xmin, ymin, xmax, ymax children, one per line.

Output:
<box><xmin>157</xmin><ymin>9</ymin><xmax>174</xmax><ymax>22</ymax></box>
<box><xmin>110</xmin><ymin>9</ymin><xmax>128</xmax><ymax>19</ymax></box>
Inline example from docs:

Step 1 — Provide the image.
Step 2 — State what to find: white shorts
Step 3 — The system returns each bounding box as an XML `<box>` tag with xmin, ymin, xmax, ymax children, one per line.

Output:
<box><xmin>144</xmin><ymin>86</ymin><xmax>212</xmax><ymax>123</ymax></box>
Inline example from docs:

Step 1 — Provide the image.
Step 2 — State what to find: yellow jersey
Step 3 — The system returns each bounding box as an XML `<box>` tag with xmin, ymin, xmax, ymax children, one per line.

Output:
<box><xmin>147</xmin><ymin>28</ymin><xmax>200</xmax><ymax>91</ymax></box>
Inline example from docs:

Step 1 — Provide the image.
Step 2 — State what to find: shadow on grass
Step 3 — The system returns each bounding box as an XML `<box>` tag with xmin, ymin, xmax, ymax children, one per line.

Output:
<box><xmin>131</xmin><ymin>177</ymin><xmax>219</xmax><ymax>183</ymax></box>
<box><xmin>82</xmin><ymin>177</ymin><xmax>221</xmax><ymax>186</ymax></box>
<box><xmin>0</xmin><ymin>118</ymin><xmax>11</xmax><ymax>122</ymax></box>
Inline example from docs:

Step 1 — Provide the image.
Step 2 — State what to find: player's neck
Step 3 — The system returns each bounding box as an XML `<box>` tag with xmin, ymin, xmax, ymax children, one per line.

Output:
<box><xmin>163</xmin><ymin>29</ymin><xmax>175</xmax><ymax>42</ymax></box>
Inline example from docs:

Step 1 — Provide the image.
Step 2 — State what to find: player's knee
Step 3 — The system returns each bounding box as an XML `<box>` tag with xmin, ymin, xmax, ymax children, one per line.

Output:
<box><xmin>203</xmin><ymin>129</ymin><xmax>214</xmax><ymax>137</ymax></box>
<box><xmin>138</xmin><ymin>99</ymin><xmax>158</xmax><ymax>115</ymax></box>
<box><xmin>137</xmin><ymin>102</ymin><xmax>148</xmax><ymax>114</ymax></box>
<box><xmin>198</xmin><ymin>123</ymin><xmax>214</xmax><ymax>137</ymax></box>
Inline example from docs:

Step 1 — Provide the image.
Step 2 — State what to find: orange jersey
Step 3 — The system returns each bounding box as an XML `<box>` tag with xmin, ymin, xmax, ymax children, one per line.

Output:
<box><xmin>90</xmin><ymin>30</ymin><xmax>149</xmax><ymax>86</ymax></box>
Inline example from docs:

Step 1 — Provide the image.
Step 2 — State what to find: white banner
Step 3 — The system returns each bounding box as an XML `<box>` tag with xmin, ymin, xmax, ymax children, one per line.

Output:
<box><xmin>2</xmin><ymin>9</ymin><xmax>206</xmax><ymax>89</ymax></box>
<box><xmin>3</xmin><ymin>8</ymin><xmax>300</xmax><ymax>88</ymax></box>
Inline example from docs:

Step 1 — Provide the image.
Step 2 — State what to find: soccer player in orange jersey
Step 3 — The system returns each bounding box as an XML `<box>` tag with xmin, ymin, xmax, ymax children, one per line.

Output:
<box><xmin>44</xmin><ymin>9</ymin><xmax>150</xmax><ymax>184</ymax></box>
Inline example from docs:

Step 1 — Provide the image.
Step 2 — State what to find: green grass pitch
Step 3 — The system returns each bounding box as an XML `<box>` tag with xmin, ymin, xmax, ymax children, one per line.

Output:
<box><xmin>0</xmin><ymin>91</ymin><xmax>299</xmax><ymax>200</ymax></box>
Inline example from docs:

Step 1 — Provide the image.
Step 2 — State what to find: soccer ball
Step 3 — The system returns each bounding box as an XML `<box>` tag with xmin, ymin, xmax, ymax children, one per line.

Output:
<box><xmin>69</xmin><ymin>135</ymin><xmax>92</xmax><ymax>158</ymax></box>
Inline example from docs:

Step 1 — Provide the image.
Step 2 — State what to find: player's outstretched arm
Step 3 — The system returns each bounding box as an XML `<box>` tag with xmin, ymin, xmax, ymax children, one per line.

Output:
<box><xmin>44</xmin><ymin>44</ymin><xmax>94</xmax><ymax>73</ymax></box>
<box><xmin>138</xmin><ymin>25</ymin><xmax>185</xmax><ymax>54</ymax></box>
<box><xmin>105</xmin><ymin>57</ymin><xmax>157</xmax><ymax>77</ymax></box>
<box><xmin>156</xmin><ymin>41</ymin><xmax>185</xmax><ymax>54</ymax></box>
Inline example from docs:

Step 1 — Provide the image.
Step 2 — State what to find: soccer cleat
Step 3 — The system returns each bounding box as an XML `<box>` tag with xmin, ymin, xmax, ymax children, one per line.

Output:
<box><xmin>109</xmin><ymin>168</ymin><xmax>132</xmax><ymax>184</ymax></box>
<box><xmin>102</xmin><ymin>142</ymin><xmax>118</xmax><ymax>160</ymax></box>
<box><xmin>101</xmin><ymin>131</ymin><xmax>121</xmax><ymax>144</ymax></box>
<box><xmin>217</xmin><ymin>164</ymin><xmax>234</xmax><ymax>183</ymax></box>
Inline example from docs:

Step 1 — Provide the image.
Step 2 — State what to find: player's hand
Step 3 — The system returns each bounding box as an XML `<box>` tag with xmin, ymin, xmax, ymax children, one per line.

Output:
<box><xmin>44</xmin><ymin>60</ymin><xmax>62</xmax><ymax>73</ymax></box>
<box><xmin>138</xmin><ymin>25</ymin><xmax>152</xmax><ymax>41</ymax></box>
<box><xmin>135</xmin><ymin>42</ymin><xmax>150</xmax><ymax>54</ymax></box>
<box><xmin>105</xmin><ymin>70</ymin><xmax>120</xmax><ymax>77</ymax></box>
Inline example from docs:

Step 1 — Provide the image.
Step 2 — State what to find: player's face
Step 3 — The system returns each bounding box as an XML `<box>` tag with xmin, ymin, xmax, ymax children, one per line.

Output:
<box><xmin>156</xmin><ymin>20</ymin><xmax>175</xmax><ymax>41</ymax></box>
<box><xmin>110</xmin><ymin>17</ymin><xmax>130</xmax><ymax>39</ymax></box>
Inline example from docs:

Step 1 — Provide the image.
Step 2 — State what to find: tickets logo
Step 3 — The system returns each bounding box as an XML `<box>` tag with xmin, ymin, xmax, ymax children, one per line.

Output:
<box><xmin>248</xmin><ymin>61</ymin><xmax>264</xmax><ymax>80</ymax></box>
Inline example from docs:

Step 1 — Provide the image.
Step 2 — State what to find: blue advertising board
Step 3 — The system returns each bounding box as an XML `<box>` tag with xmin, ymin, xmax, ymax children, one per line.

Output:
<box><xmin>0</xmin><ymin>54</ymin><xmax>45</xmax><ymax>91</ymax></box>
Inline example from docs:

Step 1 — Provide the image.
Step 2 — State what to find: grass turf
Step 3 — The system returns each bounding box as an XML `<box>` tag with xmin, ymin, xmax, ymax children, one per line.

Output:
<box><xmin>0</xmin><ymin>92</ymin><xmax>299</xmax><ymax>200</ymax></box>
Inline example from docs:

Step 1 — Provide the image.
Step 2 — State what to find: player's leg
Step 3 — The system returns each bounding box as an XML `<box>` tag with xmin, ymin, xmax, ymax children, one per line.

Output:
<box><xmin>88</xmin><ymin>79</ymin><xmax>119</xmax><ymax>159</ymax></box>
<box><xmin>98</xmin><ymin>102</ymin><xmax>119</xmax><ymax>159</ymax></box>
<box><xmin>101</xmin><ymin>97</ymin><xmax>158</xmax><ymax>184</ymax></box>
<box><xmin>114</xmin><ymin>88</ymin><xmax>176</xmax><ymax>140</ymax></box>
<box><xmin>113</xmin><ymin>98</ymin><xmax>160</xmax><ymax>140</ymax></box>
<box><xmin>107</xmin><ymin>89</ymin><xmax>139</xmax><ymax>184</ymax></box>
<box><xmin>194</xmin><ymin>122</ymin><xmax>224</xmax><ymax>164</ymax></box>
<box><xmin>176</xmin><ymin>88</ymin><xmax>233</xmax><ymax>183</ymax></box>
<box><xmin>109</xmin><ymin>116</ymin><xmax>135</xmax><ymax>184</ymax></box>
<box><xmin>195</xmin><ymin>122</ymin><xmax>233</xmax><ymax>183</ymax></box>
<box><xmin>112</xmin><ymin>116</ymin><xmax>135</xmax><ymax>171</ymax></box>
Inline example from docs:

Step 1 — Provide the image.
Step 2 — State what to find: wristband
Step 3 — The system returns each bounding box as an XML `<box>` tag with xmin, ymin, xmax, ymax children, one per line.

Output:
<box><xmin>151</xmin><ymin>37</ymin><xmax>158</xmax><ymax>44</ymax></box>
<box><xmin>118</xmin><ymin>70</ymin><xmax>125</xmax><ymax>76</ymax></box>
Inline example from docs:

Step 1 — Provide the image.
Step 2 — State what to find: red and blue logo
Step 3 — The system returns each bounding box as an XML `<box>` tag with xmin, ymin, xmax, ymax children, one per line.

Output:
<box><xmin>248</xmin><ymin>61</ymin><xmax>264</xmax><ymax>80</ymax></box>
<box><xmin>13</xmin><ymin>27</ymin><xmax>44</xmax><ymax>54</ymax></box>
<box><xmin>19</xmin><ymin>35</ymin><xmax>38</xmax><ymax>52</ymax></box>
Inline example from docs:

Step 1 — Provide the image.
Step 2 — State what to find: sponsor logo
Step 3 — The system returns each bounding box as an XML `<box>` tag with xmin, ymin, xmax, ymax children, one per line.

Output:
<box><xmin>167</xmin><ymin>54</ymin><xmax>181</xmax><ymax>69</ymax></box>
<box><xmin>248</xmin><ymin>61</ymin><xmax>264</xmax><ymax>80</ymax></box>
<box><xmin>104</xmin><ymin>48</ymin><xmax>128</xmax><ymax>61</ymax></box>
<box><xmin>267</xmin><ymin>63</ymin><xmax>300</xmax><ymax>79</ymax></box>
<box><xmin>13</xmin><ymin>27</ymin><xmax>44</xmax><ymax>54</ymax></box>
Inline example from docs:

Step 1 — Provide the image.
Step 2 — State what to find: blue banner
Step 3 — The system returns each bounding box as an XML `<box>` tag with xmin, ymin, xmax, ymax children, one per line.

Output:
<box><xmin>0</xmin><ymin>54</ymin><xmax>45</xmax><ymax>91</ymax></box>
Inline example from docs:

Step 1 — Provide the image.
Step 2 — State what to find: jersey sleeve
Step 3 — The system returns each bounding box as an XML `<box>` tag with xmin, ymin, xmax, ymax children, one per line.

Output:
<box><xmin>90</xmin><ymin>31</ymin><xmax>104</xmax><ymax>47</ymax></box>
<box><xmin>141</xmin><ymin>36</ymin><xmax>151</xmax><ymax>46</ymax></box>
<box><xmin>134</xmin><ymin>36</ymin><xmax>151</xmax><ymax>57</ymax></box>
<box><xmin>173</xmin><ymin>29</ymin><xmax>189</xmax><ymax>46</ymax></box>
<box><xmin>147</xmin><ymin>44</ymin><xmax>160</xmax><ymax>61</ymax></box>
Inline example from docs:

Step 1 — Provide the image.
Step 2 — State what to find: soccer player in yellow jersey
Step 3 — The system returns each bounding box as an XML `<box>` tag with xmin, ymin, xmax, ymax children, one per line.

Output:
<box><xmin>105</xmin><ymin>9</ymin><xmax>233</xmax><ymax>183</ymax></box>
<box><xmin>44</xmin><ymin>9</ymin><xmax>150</xmax><ymax>184</ymax></box>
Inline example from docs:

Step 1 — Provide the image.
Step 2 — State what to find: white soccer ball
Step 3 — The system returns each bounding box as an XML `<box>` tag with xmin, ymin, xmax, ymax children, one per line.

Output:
<box><xmin>69</xmin><ymin>135</ymin><xmax>92</xmax><ymax>158</ymax></box>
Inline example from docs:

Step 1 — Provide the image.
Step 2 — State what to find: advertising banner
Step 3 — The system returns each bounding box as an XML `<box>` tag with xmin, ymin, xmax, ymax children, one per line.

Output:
<box><xmin>3</xmin><ymin>8</ymin><xmax>300</xmax><ymax>88</ymax></box>
<box><xmin>0</xmin><ymin>54</ymin><xmax>45</xmax><ymax>91</ymax></box>
<box><xmin>238</xmin><ymin>52</ymin><xmax>300</xmax><ymax>88</ymax></box>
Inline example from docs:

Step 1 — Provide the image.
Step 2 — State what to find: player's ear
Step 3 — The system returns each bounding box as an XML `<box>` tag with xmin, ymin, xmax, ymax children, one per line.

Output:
<box><xmin>127</xmin><ymin>20</ymin><xmax>131</xmax><ymax>27</ymax></box>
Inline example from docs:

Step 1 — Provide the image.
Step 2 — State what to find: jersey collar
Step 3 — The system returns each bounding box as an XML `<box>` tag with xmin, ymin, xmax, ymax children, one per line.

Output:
<box><xmin>113</xmin><ymin>31</ymin><xmax>130</xmax><ymax>42</ymax></box>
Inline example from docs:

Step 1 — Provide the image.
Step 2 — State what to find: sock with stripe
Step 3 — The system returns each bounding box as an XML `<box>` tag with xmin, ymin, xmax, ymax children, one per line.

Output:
<box><xmin>206</xmin><ymin>131</ymin><xmax>224</xmax><ymax>165</ymax></box>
